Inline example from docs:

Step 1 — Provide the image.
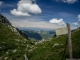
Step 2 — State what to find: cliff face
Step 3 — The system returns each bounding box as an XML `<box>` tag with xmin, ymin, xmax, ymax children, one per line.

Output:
<box><xmin>0</xmin><ymin>14</ymin><xmax>11</xmax><ymax>26</ymax></box>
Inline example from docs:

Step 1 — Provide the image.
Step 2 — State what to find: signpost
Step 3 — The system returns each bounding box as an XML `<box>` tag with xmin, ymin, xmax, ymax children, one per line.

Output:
<box><xmin>55</xmin><ymin>23</ymin><xmax>73</xmax><ymax>60</ymax></box>
<box><xmin>56</xmin><ymin>27</ymin><xmax>68</xmax><ymax>36</ymax></box>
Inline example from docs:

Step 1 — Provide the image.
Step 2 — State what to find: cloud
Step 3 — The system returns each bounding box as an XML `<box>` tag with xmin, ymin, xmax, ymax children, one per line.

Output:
<box><xmin>11</xmin><ymin>0</ymin><xmax>42</xmax><ymax>16</ymax></box>
<box><xmin>72</xmin><ymin>22</ymin><xmax>79</xmax><ymax>25</ymax></box>
<box><xmin>11</xmin><ymin>20</ymin><xmax>66</xmax><ymax>29</ymax></box>
<box><xmin>0</xmin><ymin>1</ymin><xmax>4</xmax><ymax>6</ymax></box>
<box><xmin>49</xmin><ymin>18</ymin><xmax>66</xmax><ymax>25</ymax></box>
<box><xmin>78</xmin><ymin>14</ymin><xmax>80</xmax><ymax>21</ymax></box>
<box><xmin>62</xmin><ymin>0</ymin><xmax>78</xmax><ymax>4</ymax></box>
<box><xmin>54</xmin><ymin>0</ymin><xmax>78</xmax><ymax>4</ymax></box>
<box><xmin>72</xmin><ymin>14</ymin><xmax>80</xmax><ymax>26</ymax></box>
<box><xmin>4</xmin><ymin>15</ymin><xmax>65</xmax><ymax>29</ymax></box>
<box><xmin>11</xmin><ymin>9</ymin><xmax>30</xmax><ymax>16</ymax></box>
<box><xmin>2</xmin><ymin>13</ymin><xmax>66</xmax><ymax>29</ymax></box>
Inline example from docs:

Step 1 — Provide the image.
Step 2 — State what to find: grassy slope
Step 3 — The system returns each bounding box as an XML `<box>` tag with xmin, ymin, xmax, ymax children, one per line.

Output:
<box><xmin>27</xmin><ymin>30</ymin><xmax>80</xmax><ymax>60</ymax></box>
<box><xmin>0</xmin><ymin>22</ymin><xmax>31</xmax><ymax>60</ymax></box>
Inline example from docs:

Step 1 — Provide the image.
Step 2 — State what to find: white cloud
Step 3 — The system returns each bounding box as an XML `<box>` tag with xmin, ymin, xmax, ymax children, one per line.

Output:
<box><xmin>49</xmin><ymin>18</ymin><xmax>66</xmax><ymax>25</ymax></box>
<box><xmin>11</xmin><ymin>0</ymin><xmax>42</xmax><ymax>16</ymax></box>
<box><xmin>0</xmin><ymin>1</ymin><xmax>4</xmax><ymax>6</ymax></box>
<box><xmin>11</xmin><ymin>20</ymin><xmax>66</xmax><ymax>29</ymax></box>
<box><xmin>72</xmin><ymin>14</ymin><xmax>80</xmax><ymax>26</ymax></box>
<box><xmin>62</xmin><ymin>0</ymin><xmax>78</xmax><ymax>4</ymax></box>
<box><xmin>54</xmin><ymin>0</ymin><xmax>78</xmax><ymax>4</ymax></box>
<box><xmin>2</xmin><ymin>13</ymin><xmax>66</xmax><ymax>29</ymax></box>
<box><xmin>78</xmin><ymin>14</ymin><xmax>80</xmax><ymax>21</ymax></box>
<box><xmin>72</xmin><ymin>22</ymin><xmax>79</xmax><ymax>25</ymax></box>
<box><xmin>11</xmin><ymin>9</ymin><xmax>30</xmax><ymax>16</ymax></box>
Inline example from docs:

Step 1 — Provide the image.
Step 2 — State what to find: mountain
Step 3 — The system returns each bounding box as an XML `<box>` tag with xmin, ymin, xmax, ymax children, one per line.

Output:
<box><xmin>37</xmin><ymin>30</ymin><xmax>55</xmax><ymax>39</ymax></box>
<box><xmin>21</xmin><ymin>30</ymin><xmax>55</xmax><ymax>40</ymax></box>
<box><xmin>22</xmin><ymin>30</ymin><xmax>42</xmax><ymax>40</ymax></box>
<box><xmin>0</xmin><ymin>14</ymin><xmax>11</xmax><ymax>26</ymax></box>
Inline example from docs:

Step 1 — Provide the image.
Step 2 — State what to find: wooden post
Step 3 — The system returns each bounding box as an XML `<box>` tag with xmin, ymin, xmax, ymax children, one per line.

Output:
<box><xmin>67</xmin><ymin>23</ymin><xmax>73</xmax><ymax>59</ymax></box>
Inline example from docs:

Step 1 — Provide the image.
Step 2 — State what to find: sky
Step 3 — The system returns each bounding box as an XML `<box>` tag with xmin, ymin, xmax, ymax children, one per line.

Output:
<box><xmin>0</xmin><ymin>0</ymin><xmax>80</xmax><ymax>30</ymax></box>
